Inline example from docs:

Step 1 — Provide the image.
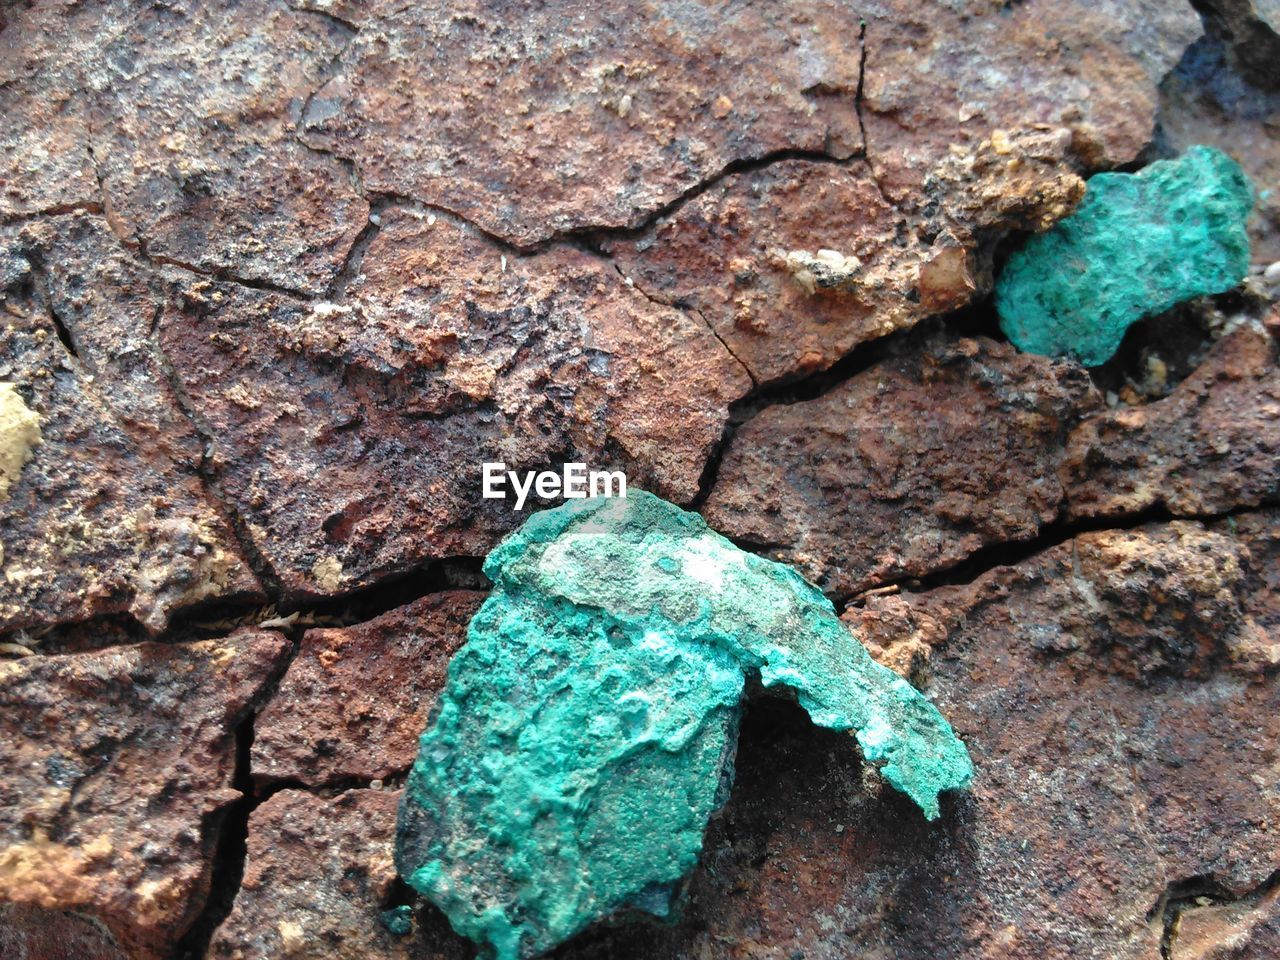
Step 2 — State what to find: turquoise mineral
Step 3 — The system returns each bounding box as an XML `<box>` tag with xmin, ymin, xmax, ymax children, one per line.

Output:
<box><xmin>396</xmin><ymin>491</ymin><xmax>973</xmax><ymax>959</ymax></box>
<box><xmin>995</xmin><ymin>145</ymin><xmax>1253</xmax><ymax>365</ymax></box>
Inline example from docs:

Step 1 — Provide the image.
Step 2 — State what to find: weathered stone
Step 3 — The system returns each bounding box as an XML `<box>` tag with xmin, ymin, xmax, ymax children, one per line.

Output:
<box><xmin>158</xmin><ymin>209</ymin><xmax>749</xmax><ymax>597</ymax></box>
<box><xmin>1063</xmin><ymin>325</ymin><xmax>1280</xmax><ymax>519</ymax></box>
<box><xmin>0</xmin><ymin>236</ymin><xmax>263</xmax><ymax>633</ymax></box>
<box><xmin>1158</xmin><ymin>36</ymin><xmax>1280</xmax><ymax>262</ymax></box>
<box><xmin>0</xmin><ymin>630</ymin><xmax>291</xmax><ymax>959</ymax></box>
<box><xmin>0</xmin><ymin>2</ymin><xmax>108</xmax><ymax>220</ymax></box>
<box><xmin>208</xmin><ymin>788</ymin><xmax>465</xmax><ymax>960</ymax></box>
<box><xmin>88</xmin><ymin>0</ymin><xmax>369</xmax><ymax>295</ymax></box>
<box><xmin>608</xmin><ymin>133</ymin><xmax>1085</xmax><ymax>383</ymax></box>
<box><xmin>1171</xmin><ymin>886</ymin><xmax>1280</xmax><ymax>960</ymax></box>
<box><xmin>397</xmin><ymin>492</ymin><xmax>971</xmax><ymax>960</ymax></box>
<box><xmin>253</xmin><ymin>592</ymin><xmax>484</xmax><ymax>788</ymax></box>
<box><xmin>301</xmin><ymin>0</ymin><xmax>865</xmax><ymax>246</ymax></box>
<box><xmin>859</xmin><ymin>0</ymin><xmax>1200</xmax><ymax>201</ymax></box>
<box><xmin>996</xmin><ymin>147</ymin><xmax>1255</xmax><ymax>365</ymax></box>
<box><xmin>703</xmin><ymin>334</ymin><xmax>1101</xmax><ymax>597</ymax></box>
<box><xmin>0</xmin><ymin>903</ymin><xmax>128</xmax><ymax>960</ymax></box>
<box><xmin>1197</xmin><ymin>0</ymin><xmax>1280</xmax><ymax>90</ymax></box>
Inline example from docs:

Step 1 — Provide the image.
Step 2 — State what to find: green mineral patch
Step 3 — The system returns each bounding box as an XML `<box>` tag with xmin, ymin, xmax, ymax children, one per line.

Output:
<box><xmin>995</xmin><ymin>145</ymin><xmax>1253</xmax><ymax>365</ymax></box>
<box><xmin>396</xmin><ymin>491</ymin><xmax>973</xmax><ymax>960</ymax></box>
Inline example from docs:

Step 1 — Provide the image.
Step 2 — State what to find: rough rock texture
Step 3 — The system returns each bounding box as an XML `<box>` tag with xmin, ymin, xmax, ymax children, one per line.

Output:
<box><xmin>859</xmin><ymin>0</ymin><xmax>1200</xmax><ymax>201</ymax></box>
<box><xmin>397</xmin><ymin>493</ymin><xmax>971</xmax><ymax>960</ymax></box>
<box><xmin>1159</xmin><ymin>37</ymin><xmax>1280</xmax><ymax>262</ymax></box>
<box><xmin>608</xmin><ymin>133</ymin><xmax>1086</xmax><ymax>383</ymax></box>
<box><xmin>1197</xmin><ymin>0</ymin><xmax>1280</xmax><ymax>90</ymax></box>
<box><xmin>0</xmin><ymin>631</ymin><xmax>290</xmax><ymax>959</ymax></box>
<box><xmin>0</xmin><ymin>225</ymin><xmax>263</xmax><ymax>634</ymax></box>
<box><xmin>252</xmin><ymin>592</ymin><xmax>483</xmax><ymax>788</ymax></box>
<box><xmin>88</xmin><ymin>0</ymin><xmax>369</xmax><ymax>295</ymax></box>
<box><xmin>300</xmin><ymin>0</ymin><xmax>866</xmax><ymax>245</ymax></box>
<box><xmin>1063</xmin><ymin>324</ymin><xmax>1280</xmax><ymax>519</ymax></box>
<box><xmin>208</xmin><ymin>788</ymin><xmax>466</xmax><ymax>960</ymax></box>
<box><xmin>1171</xmin><ymin>886</ymin><xmax>1280</xmax><ymax>959</ymax></box>
<box><xmin>996</xmin><ymin>147</ymin><xmax>1254</xmax><ymax>365</ymax></box>
<box><xmin>704</xmin><ymin>335</ymin><xmax>1101</xmax><ymax>597</ymax></box>
<box><xmin>158</xmin><ymin>208</ymin><xmax>748</xmax><ymax>598</ymax></box>
<box><xmin>0</xmin><ymin>903</ymin><xmax>129</xmax><ymax>960</ymax></box>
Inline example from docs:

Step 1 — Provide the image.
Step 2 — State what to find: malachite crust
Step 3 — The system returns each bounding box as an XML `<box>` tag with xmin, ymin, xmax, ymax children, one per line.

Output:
<box><xmin>396</xmin><ymin>491</ymin><xmax>974</xmax><ymax>959</ymax></box>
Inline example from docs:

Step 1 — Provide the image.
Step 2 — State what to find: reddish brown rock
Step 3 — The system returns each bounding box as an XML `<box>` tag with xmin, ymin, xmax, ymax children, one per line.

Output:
<box><xmin>861</xmin><ymin>0</ymin><xmax>1201</xmax><ymax>202</ymax></box>
<box><xmin>159</xmin><ymin>208</ymin><xmax>749</xmax><ymax>597</ymax></box>
<box><xmin>703</xmin><ymin>334</ymin><xmax>1101</xmax><ymax>597</ymax></box>
<box><xmin>0</xmin><ymin>235</ymin><xmax>262</xmax><ymax>634</ymax></box>
<box><xmin>253</xmin><ymin>592</ymin><xmax>483</xmax><ymax>788</ymax></box>
<box><xmin>1063</xmin><ymin>325</ymin><xmax>1280</xmax><ymax>520</ymax></box>
<box><xmin>0</xmin><ymin>903</ymin><xmax>128</xmax><ymax>960</ymax></box>
<box><xmin>1171</xmin><ymin>886</ymin><xmax>1280</xmax><ymax>960</ymax></box>
<box><xmin>0</xmin><ymin>630</ymin><xmax>291</xmax><ymax>960</ymax></box>
<box><xmin>1158</xmin><ymin>36</ymin><xmax>1280</xmax><ymax>262</ymax></box>
<box><xmin>0</xmin><ymin>2</ymin><xmax>107</xmax><ymax>220</ymax></box>
<box><xmin>88</xmin><ymin>0</ymin><xmax>369</xmax><ymax>295</ymax></box>
<box><xmin>208</xmin><ymin>788</ymin><xmax>464</xmax><ymax>960</ymax></box>
<box><xmin>608</xmin><ymin>132</ymin><xmax>1085</xmax><ymax>383</ymax></box>
<box><xmin>301</xmin><ymin>0</ymin><xmax>865</xmax><ymax>246</ymax></box>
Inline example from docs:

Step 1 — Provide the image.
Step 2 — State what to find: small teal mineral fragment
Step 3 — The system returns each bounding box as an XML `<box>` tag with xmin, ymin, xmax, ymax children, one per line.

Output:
<box><xmin>380</xmin><ymin>905</ymin><xmax>413</xmax><ymax>937</ymax></box>
<box><xmin>995</xmin><ymin>145</ymin><xmax>1253</xmax><ymax>365</ymax></box>
<box><xmin>396</xmin><ymin>492</ymin><xmax>973</xmax><ymax>960</ymax></box>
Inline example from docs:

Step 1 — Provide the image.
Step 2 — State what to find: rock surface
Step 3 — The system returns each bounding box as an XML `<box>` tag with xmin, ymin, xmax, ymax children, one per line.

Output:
<box><xmin>1170</xmin><ymin>886</ymin><xmax>1280</xmax><ymax>959</ymax></box>
<box><xmin>158</xmin><ymin>209</ymin><xmax>748</xmax><ymax>598</ymax></box>
<box><xmin>996</xmin><ymin>147</ymin><xmax>1254</xmax><ymax>365</ymax></box>
<box><xmin>704</xmin><ymin>334</ymin><xmax>1101</xmax><ymax>596</ymax></box>
<box><xmin>1063</xmin><ymin>324</ymin><xmax>1280</xmax><ymax>519</ymax></box>
<box><xmin>252</xmin><ymin>592</ymin><xmax>483</xmax><ymax>788</ymax></box>
<box><xmin>608</xmin><ymin>133</ymin><xmax>1085</xmax><ymax>384</ymax></box>
<box><xmin>208</xmin><ymin>788</ymin><xmax>466</xmax><ymax>960</ymax></box>
<box><xmin>397</xmin><ymin>492</ymin><xmax>971</xmax><ymax>960</ymax></box>
<box><xmin>0</xmin><ymin>631</ymin><xmax>290</xmax><ymax>959</ymax></box>
<box><xmin>0</xmin><ymin>224</ymin><xmax>263</xmax><ymax>634</ymax></box>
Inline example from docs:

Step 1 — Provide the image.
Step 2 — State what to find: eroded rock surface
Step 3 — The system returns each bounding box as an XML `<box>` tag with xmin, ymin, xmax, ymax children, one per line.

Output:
<box><xmin>608</xmin><ymin>133</ymin><xmax>1085</xmax><ymax>383</ymax></box>
<box><xmin>252</xmin><ymin>591</ymin><xmax>483</xmax><ymax>788</ymax></box>
<box><xmin>300</xmin><ymin>0</ymin><xmax>866</xmax><ymax>245</ymax></box>
<box><xmin>0</xmin><ymin>226</ymin><xmax>263</xmax><ymax>633</ymax></box>
<box><xmin>704</xmin><ymin>334</ymin><xmax>1101</xmax><ymax>597</ymax></box>
<box><xmin>1171</xmin><ymin>886</ymin><xmax>1280</xmax><ymax>960</ymax></box>
<box><xmin>88</xmin><ymin>0</ymin><xmax>369</xmax><ymax>295</ymax></box>
<box><xmin>1064</xmin><ymin>324</ymin><xmax>1280</xmax><ymax>519</ymax></box>
<box><xmin>0</xmin><ymin>631</ymin><xmax>290</xmax><ymax>959</ymax></box>
<box><xmin>158</xmin><ymin>209</ymin><xmax>749</xmax><ymax>597</ymax></box>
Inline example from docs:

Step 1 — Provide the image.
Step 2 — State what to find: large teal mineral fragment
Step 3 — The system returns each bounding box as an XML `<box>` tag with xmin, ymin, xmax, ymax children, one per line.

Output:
<box><xmin>396</xmin><ymin>492</ymin><xmax>973</xmax><ymax>959</ymax></box>
<box><xmin>995</xmin><ymin>145</ymin><xmax>1253</xmax><ymax>365</ymax></box>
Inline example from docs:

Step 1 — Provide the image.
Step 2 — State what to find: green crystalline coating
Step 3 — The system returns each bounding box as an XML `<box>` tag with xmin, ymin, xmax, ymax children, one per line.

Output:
<box><xmin>396</xmin><ymin>492</ymin><xmax>973</xmax><ymax>959</ymax></box>
<box><xmin>995</xmin><ymin>145</ymin><xmax>1254</xmax><ymax>366</ymax></box>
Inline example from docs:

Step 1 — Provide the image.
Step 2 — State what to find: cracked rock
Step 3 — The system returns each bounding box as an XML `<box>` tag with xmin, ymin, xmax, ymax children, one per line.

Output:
<box><xmin>608</xmin><ymin>133</ymin><xmax>1085</xmax><ymax>383</ymax></box>
<box><xmin>703</xmin><ymin>334</ymin><xmax>1101</xmax><ymax>597</ymax></box>
<box><xmin>88</xmin><ymin>0</ymin><xmax>369</xmax><ymax>295</ymax></box>
<box><xmin>1063</xmin><ymin>324</ymin><xmax>1280</xmax><ymax>519</ymax></box>
<box><xmin>207</xmin><ymin>788</ymin><xmax>466</xmax><ymax>960</ymax></box>
<box><xmin>1158</xmin><ymin>35</ymin><xmax>1280</xmax><ymax>262</ymax></box>
<box><xmin>157</xmin><ymin>208</ymin><xmax>749</xmax><ymax>597</ymax></box>
<box><xmin>1171</xmin><ymin>885</ymin><xmax>1280</xmax><ymax>959</ymax></box>
<box><xmin>0</xmin><ymin>630</ymin><xmax>290</xmax><ymax>960</ymax></box>
<box><xmin>252</xmin><ymin>591</ymin><xmax>484</xmax><ymax>788</ymax></box>
<box><xmin>0</xmin><ymin>232</ymin><xmax>263</xmax><ymax>634</ymax></box>
<box><xmin>860</xmin><ymin>0</ymin><xmax>1201</xmax><ymax>201</ymax></box>
<box><xmin>299</xmin><ymin>0</ymin><xmax>864</xmax><ymax>246</ymax></box>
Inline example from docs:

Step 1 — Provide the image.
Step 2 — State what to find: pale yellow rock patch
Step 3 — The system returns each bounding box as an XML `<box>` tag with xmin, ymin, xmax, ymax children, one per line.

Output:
<box><xmin>0</xmin><ymin>383</ymin><xmax>41</xmax><ymax>503</ymax></box>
